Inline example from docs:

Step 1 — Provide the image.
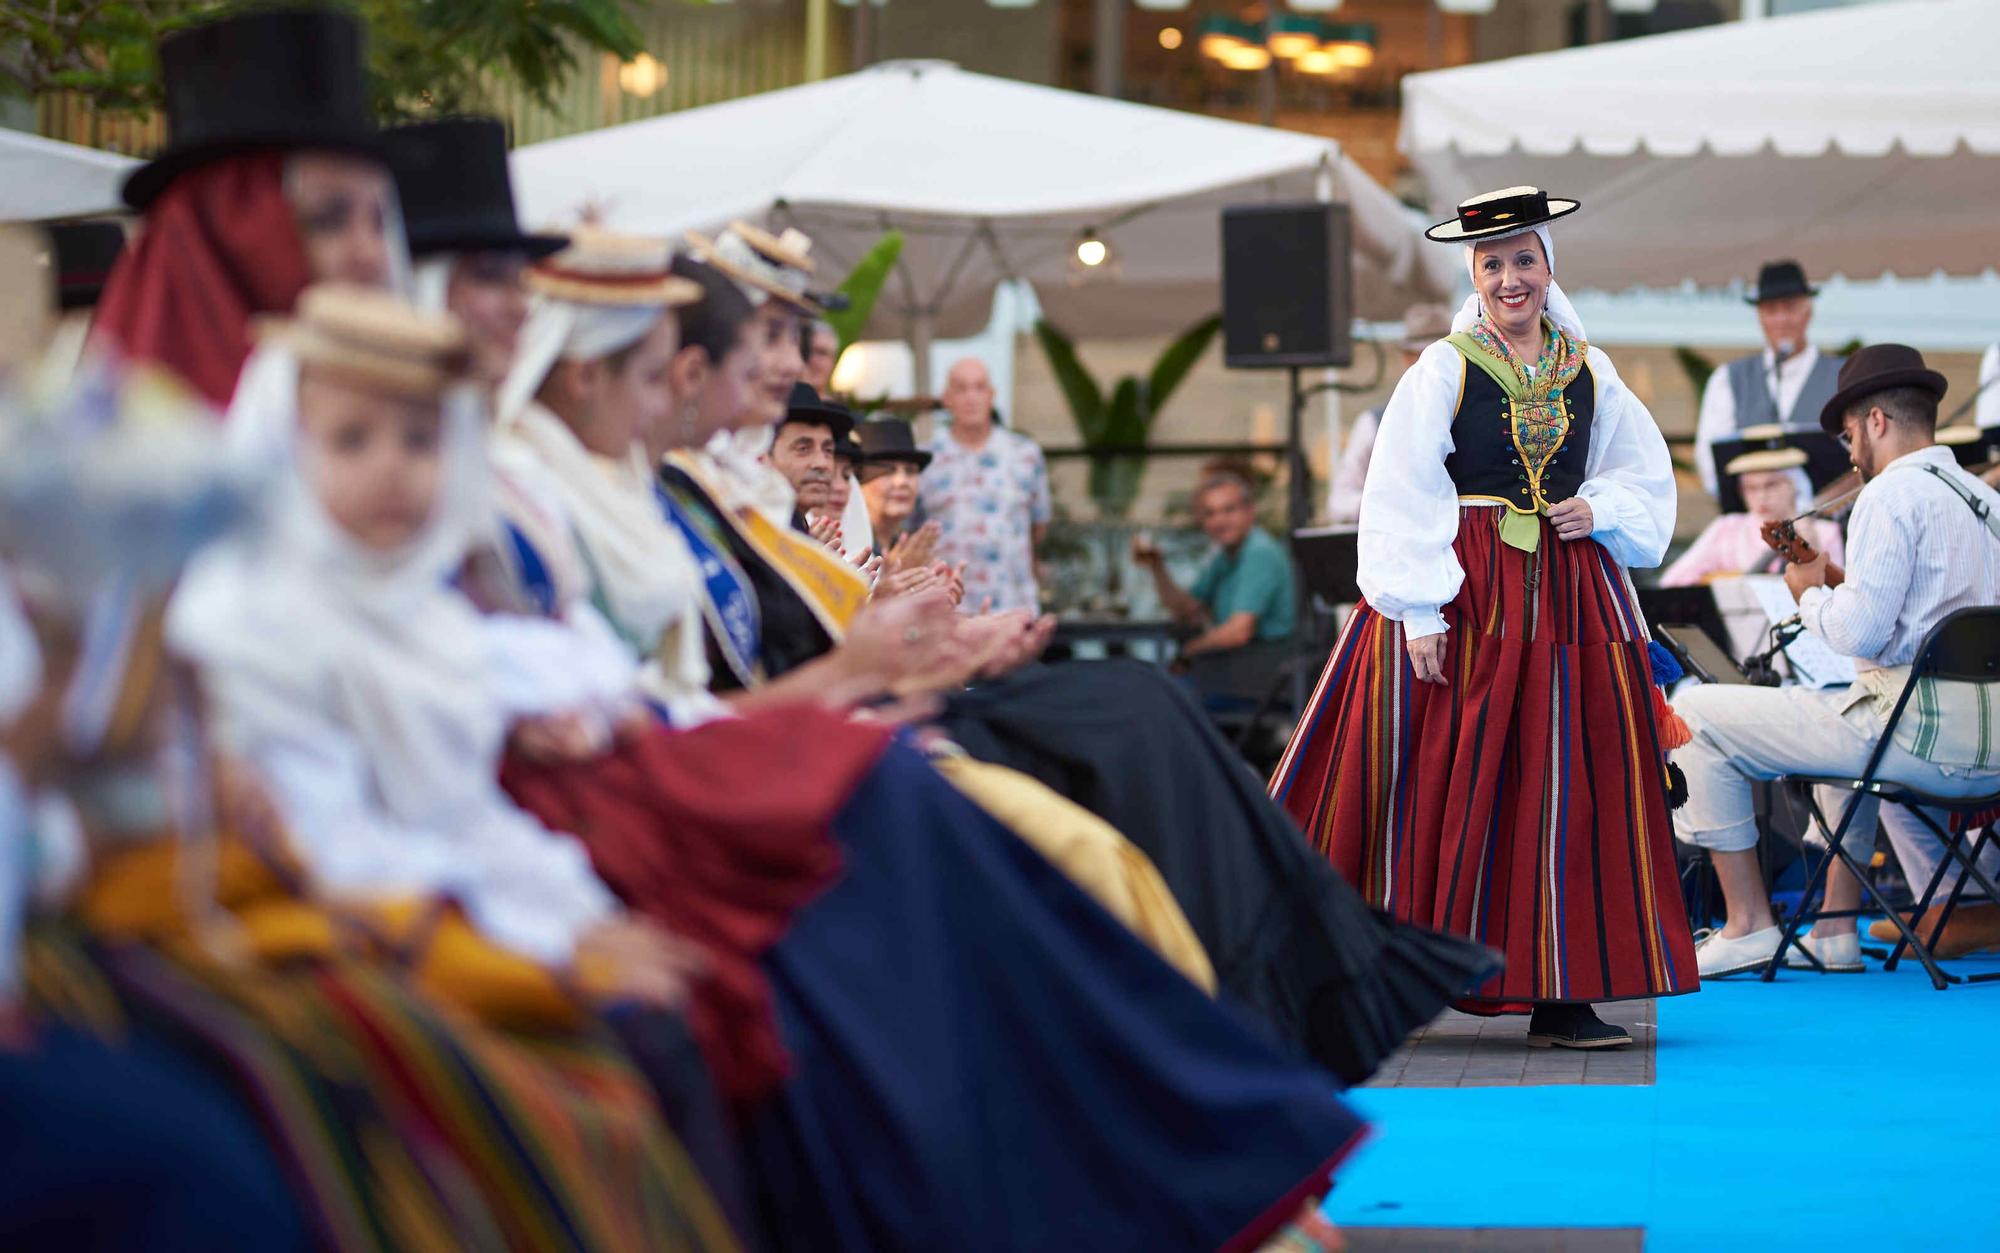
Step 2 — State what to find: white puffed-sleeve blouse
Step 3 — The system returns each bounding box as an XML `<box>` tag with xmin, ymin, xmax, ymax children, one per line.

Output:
<box><xmin>1355</xmin><ymin>340</ymin><xmax>1676</xmax><ymax>640</ymax></box>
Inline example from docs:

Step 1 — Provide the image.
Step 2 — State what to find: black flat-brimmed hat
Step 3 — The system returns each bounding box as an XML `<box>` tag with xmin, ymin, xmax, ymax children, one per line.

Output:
<box><xmin>856</xmin><ymin>419</ymin><xmax>932</xmax><ymax>469</ymax></box>
<box><xmin>41</xmin><ymin>219</ymin><xmax>127</xmax><ymax>310</ymax></box>
<box><xmin>1817</xmin><ymin>343</ymin><xmax>1948</xmax><ymax>434</ymax></box>
<box><xmin>122</xmin><ymin>8</ymin><xmax>380</xmax><ymax>210</ymax></box>
<box><xmin>782</xmin><ymin>382</ymin><xmax>856</xmax><ymax>444</ymax></box>
<box><xmin>1744</xmin><ymin>260</ymin><xmax>1818</xmax><ymax>305</ymax></box>
<box><xmin>385</xmin><ymin>117</ymin><xmax>566</xmax><ymax>261</ymax></box>
<box><xmin>1424</xmin><ymin>186</ymin><xmax>1580</xmax><ymax>243</ymax></box>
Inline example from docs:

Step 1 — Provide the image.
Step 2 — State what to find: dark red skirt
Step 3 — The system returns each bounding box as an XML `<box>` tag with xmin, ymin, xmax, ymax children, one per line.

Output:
<box><xmin>503</xmin><ymin>707</ymin><xmax>891</xmax><ymax>1102</ymax></box>
<box><xmin>1270</xmin><ymin>507</ymin><xmax>1697</xmax><ymax>1007</ymax></box>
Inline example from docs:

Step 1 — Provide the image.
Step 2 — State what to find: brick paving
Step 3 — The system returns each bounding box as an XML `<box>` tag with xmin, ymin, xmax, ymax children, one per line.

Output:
<box><xmin>1364</xmin><ymin>1001</ymin><xmax>1656</xmax><ymax>1088</ymax></box>
<box><xmin>1346</xmin><ymin>1228</ymin><xmax>1645</xmax><ymax>1251</ymax></box>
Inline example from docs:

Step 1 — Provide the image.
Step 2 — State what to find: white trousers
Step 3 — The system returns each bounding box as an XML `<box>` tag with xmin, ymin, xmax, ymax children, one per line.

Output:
<box><xmin>1672</xmin><ymin>684</ymin><xmax>2000</xmax><ymax>900</ymax></box>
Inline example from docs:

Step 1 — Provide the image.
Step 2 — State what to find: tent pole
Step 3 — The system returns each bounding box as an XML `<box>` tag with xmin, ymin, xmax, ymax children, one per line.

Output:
<box><xmin>852</xmin><ymin>0</ymin><xmax>874</xmax><ymax>70</ymax></box>
<box><xmin>805</xmin><ymin>0</ymin><xmax>829</xmax><ymax>82</ymax></box>
<box><xmin>909</xmin><ymin>309</ymin><xmax>935</xmax><ymax>424</ymax></box>
<box><xmin>1092</xmin><ymin>0</ymin><xmax>1124</xmax><ymax>98</ymax></box>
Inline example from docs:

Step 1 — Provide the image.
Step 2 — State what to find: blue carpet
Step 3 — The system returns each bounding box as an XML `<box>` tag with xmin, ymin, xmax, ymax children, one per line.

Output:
<box><xmin>1324</xmin><ymin>950</ymin><xmax>2000</xmax><ymax>1250</ymax></box>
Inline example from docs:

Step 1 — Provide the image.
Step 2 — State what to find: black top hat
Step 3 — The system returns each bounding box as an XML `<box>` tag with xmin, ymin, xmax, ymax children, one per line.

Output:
<box><xmin>856</xmin><ymin>419</ymin><xmax>932</xmax><ymax>469</ymax></box>
<box><xmin>122</xmin><ymin>8</ymin><xmax>380</xmax><ymax>210</ymax></box>
<box><xmin>1744</xmin><ymin>260</ymin><xmax>1818</xmax><ymax>305</ymax></box>
<box><xmin>41</xmin><ymin>219</ymin><xmax>126</xmax><ymax>310</ymax></box>
<box><xmin>1424</xmin><ymin>185</ymin><xmax>1580</xmax><ymax>243</ymax></box>
<box><xmin>385</xmin><ymin>117</ymin><xmax>566</xmax><ymax>261</ymax></box>
<box><xmin>781</xmin><ymin>383</ymin><xmax>856</xmax><ymax>444</ymax></box>
<box><xmin>1817</xmin><ymin>343</ymin><xmax>1948</xmax><ymax>434</ymax></box>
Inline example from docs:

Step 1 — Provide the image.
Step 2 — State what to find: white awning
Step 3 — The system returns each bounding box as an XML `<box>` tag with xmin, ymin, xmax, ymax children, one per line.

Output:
<box><xmin>515</xmin><ymin>60</ymin><xmax>1457</xmax><ymax>342</ymax></box>
<box><xmin>0</xmin><ymin>128</ymin><xmax>135</xmax><ymax>222</ymax></box>
<box><xmin>1400</xmin><ymin>0</ymin><xmax>2000</xmax><ymax>291</ymax></box>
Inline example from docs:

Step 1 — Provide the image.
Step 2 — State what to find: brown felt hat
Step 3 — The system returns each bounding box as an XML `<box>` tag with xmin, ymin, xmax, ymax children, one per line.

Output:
<box><xmin>1817</xmin><ymin>343</ymin><xmax>1948</xmax><ymax>434</ymax></box>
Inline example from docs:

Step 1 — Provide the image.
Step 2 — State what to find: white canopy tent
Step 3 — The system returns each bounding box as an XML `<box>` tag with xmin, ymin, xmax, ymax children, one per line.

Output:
<box><xmin>1401</xmin><ymin>0</ymin><xmax>2000</xmax><ymax>294</ymax></box>
<box><xmin>514</xmin><ymin>60</ymin><xmax>1457</xmax><ymax>389</ymax></box>
<box><xmin>0</xmin><ymin>128</ymin><xmax>134</xmax><ymax>222</ymax></box>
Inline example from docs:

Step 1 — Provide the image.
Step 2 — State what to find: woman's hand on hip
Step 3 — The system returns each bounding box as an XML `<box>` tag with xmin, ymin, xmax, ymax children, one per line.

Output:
<box><xmin>1548</xmin><ymin>497</ymin><xmax>1595</xmax><ymax>541</ymax></box>
<box><xmin>1406</xmin><ymin>632</ymin><xmax>1448</xmax><ymax>685</ymax></box>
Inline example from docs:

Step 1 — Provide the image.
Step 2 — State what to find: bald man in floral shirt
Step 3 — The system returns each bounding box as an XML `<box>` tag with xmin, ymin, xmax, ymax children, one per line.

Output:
<box><xmin>922</xmin><ymin>357</ymin><xmax>1051</xmax><ymax>614</ymax></box>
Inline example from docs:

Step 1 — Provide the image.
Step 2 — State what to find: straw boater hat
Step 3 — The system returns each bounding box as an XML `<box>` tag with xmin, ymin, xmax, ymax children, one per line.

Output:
<box><xmin>1423</xmin><ymin>186</ymin><xmax>1580</xmax><ymax>243</ymax></box>
<box><xmin>1723</xmin><ymin>446</ymin><xmax>1809</xmax><ymax>476</ymax></box>
<box><xmin>682</xmin><ymin>221</ymin><xmax>821</xmax><ymax>314</ymax></box>
<box><xmin>267</xmin><ymin>284</ymin><xmax>471</xmax><ymax>399</ymax></box>
<box><xmin>527</xmin><ymin>226</ymin><xmax>701</xmax><ymax>307</ymax></box>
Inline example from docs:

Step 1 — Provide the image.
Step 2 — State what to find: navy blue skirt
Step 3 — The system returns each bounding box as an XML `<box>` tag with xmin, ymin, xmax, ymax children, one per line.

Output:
<box><xmin>747</xmin><ymin>742</ymin><xmax>1365</xmax><ymax>1252</ymax></box>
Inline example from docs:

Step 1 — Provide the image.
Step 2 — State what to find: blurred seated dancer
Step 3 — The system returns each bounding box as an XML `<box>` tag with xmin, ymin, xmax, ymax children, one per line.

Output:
<box><xmin>1660</xmin><ymin>444</ymin><xmax>1844</xmax><ymax>586</ymax></box>
<box><xmin>90</xmin><ymin>9</ymin><xmax>398</xmax><ymax>406</ymax></box>
<box><xmin>1675</xmin><ymin>347</ymin><xmax>2000</xmax><ymax>976</ymax></box>
<box><xmin>766</xmin><ymin>382</ymin><xmax>853</xmax><ymax>534</ymax></box>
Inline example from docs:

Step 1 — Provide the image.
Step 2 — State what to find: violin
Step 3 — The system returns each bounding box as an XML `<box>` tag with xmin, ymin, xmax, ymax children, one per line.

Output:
<box><xmin>1758</xmin><ymin>517</ymin><xmax>1845</xmax><ymax>587</ymax></box>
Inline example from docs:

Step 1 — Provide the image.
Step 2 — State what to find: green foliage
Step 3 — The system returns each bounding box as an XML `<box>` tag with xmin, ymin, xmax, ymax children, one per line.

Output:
<box><xmin>1671</xmin><ymin>345</ymin><xmax>1715</xmax><ymax>400</ymax></box>
<box><xmin>0</xmin><ymin>0</ymin><xmax>645</xmax><ymax>121</ymax></box>
<box><xmin>1034</xmin><ymin>313</ymin><xmax>1223</xmax><ymax>519</ymax></box>
<box><xmin>824</xmin><ymin>231</ymin><xmax>905</xmax><ymax>354</ymax></box>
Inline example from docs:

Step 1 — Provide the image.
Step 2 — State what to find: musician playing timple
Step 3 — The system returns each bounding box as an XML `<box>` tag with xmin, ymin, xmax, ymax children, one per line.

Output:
<box><xmin>1692</xmin><ymin>260</ymin><xmax>1842</xmax><ymax>499</ymax></box>
<box><xmin>1673</xmin><ymin>346</ymin><xmax>2000</xmax><ymax>977</ymax></box>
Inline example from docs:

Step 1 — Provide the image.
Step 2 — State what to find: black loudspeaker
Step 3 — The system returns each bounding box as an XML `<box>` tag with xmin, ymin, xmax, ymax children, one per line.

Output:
<box><xmin>1221</xmin><ymin>202</ymin><xmax>1353</xmax><ymax>369</ymax></box>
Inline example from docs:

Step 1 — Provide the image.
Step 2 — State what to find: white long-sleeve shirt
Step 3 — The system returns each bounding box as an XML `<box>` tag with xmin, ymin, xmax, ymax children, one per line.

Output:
<box><xmin>1694</xmin><ymin>346</ymin><xmax>1827</xmax><ymax>494</ymax></box>
<box><xmin>1798</xmin><ymin>445</ymin><xmax>2000</xmax><ymax>672</ymax></box>
<box><xmin>1357</xmin><ymin>341</ymin><xmax>1676</xmax><ymax>640</ymax></box>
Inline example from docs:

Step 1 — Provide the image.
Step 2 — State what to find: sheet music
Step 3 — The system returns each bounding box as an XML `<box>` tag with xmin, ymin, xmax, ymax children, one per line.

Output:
<box><xmin>1741</xmin><ymin>575</ymin><xmax>1857</xmax><ymax>689</ymax></box>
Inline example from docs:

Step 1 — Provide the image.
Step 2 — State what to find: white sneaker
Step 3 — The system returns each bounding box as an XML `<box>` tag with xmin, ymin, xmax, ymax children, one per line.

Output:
<box><xmin>1695</xmin><ymin>925</ymin><xmax>1783</xmax><ymax>977</ymax></box>
<box><xmin>1782</xmin><ymin>930</ymin><xmax>1865</xmax><ymax>973</ymax></box>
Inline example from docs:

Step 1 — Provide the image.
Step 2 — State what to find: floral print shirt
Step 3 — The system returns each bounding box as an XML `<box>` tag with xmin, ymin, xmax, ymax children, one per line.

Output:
<box><xmin>920</xmin><ymin>424</ymin><xmax>1052</xmax><ymax>615</ymax></box>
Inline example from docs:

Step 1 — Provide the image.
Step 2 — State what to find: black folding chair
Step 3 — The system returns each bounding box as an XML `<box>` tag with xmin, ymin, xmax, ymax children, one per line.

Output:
<box><xmin>1760</xmin><ymin>606</ymin><xmax>2000</xmax><ymax>989</ymax></box>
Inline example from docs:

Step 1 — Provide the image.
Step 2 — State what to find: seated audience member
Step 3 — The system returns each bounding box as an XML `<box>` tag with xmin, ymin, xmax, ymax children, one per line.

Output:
<box><xmin>1135</xmin><ymin>469</ymin><xmax>1296</xmax><ymax>662</ymax></box>
<box><xmin>1673</xmin><ymin>347</ymin><xmax>2000</xmax><ymax>976</ymax></box>
<box><xmin>765</xmin><ymin>382</ymin><xmax>854</xmax><ymax>533</ymax></box>
<box><xmin>857</xmin><ymin>418</ymin><xmax>933</xmax><ymax>555</ymax></box>
<box><xmin>1660</xmin><ymin>446</ymin><xmax>1844</xmax><ymax>586</ymax></box>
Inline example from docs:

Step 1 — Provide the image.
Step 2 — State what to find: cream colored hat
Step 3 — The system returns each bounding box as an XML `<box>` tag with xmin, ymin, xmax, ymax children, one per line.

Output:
<box><xmin>268</xmin><ymin>284</ymin><xmax>470</xmax><ymax>399</ymax></box>
<box><xmin>527</xmin><ymin>225</ymin><xmax>702</xmax><ymax>307</ymax></box>
<box><xmin>683</xmin><ymin>221</ymin><xmax>820</xmax><ymax>314</ymax></box>
<box><xmin>1724</xmin><ymin>446</ymin><xmax>1809</xmax><ymax>476</ymax></box>
<box><xmin>1937</xmin><ymin>424</ymin><xmax>1982</xmax><ymax>447</ymax></box>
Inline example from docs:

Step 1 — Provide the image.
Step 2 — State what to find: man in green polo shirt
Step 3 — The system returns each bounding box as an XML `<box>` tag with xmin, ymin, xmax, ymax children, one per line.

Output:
<box><xmin>1135</xmin><ymin>469</ymin><xmax>1295</xmax><ymax>662</ymax></box>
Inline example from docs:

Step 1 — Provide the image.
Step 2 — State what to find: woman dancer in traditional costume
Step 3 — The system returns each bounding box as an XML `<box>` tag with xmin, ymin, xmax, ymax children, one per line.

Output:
<box><xmin>1271</xmin><ymin>187</ymin><xmax>1699</xmax><ymax>1048</ymax></box>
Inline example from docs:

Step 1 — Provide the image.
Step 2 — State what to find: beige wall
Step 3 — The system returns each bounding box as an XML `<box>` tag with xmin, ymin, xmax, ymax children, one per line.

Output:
<box><xmin>1010</xmin><ymin>330</ymin><xmax>1985</xmax><ymax>542</ymax></box>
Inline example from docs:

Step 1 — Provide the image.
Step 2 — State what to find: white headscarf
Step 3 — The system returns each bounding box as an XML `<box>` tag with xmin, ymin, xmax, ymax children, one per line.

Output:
<box><xmin>491</xmin><ymin>296</ymin><xmax>713</xmax><ymax>701</ymax></box>
<box><xmin>1450</xmin><ymin>224</ymin><xmax>1588</xmax><ymax>345</ymax></box>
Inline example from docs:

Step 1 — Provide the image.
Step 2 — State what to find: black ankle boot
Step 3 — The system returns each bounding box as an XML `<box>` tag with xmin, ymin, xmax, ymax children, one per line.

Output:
<box><xmin>1526</xmin><ymin>1003</ymin><xmax>1633</xmax><ymax>1050</ymax></box>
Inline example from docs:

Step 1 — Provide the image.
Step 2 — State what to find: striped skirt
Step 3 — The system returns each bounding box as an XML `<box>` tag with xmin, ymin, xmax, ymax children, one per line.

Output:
<box><xmin>1271</xmin><ymin>507</ymin><xmax>1697</xmax><ymax>1007</ymax></box>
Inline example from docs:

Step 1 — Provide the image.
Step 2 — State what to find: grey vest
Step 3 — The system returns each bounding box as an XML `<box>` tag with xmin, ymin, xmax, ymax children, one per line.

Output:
<box><xmin>1724</xmin><ymin>350</ymin><xmax>1843</xmax><ymax>431</ymax></box>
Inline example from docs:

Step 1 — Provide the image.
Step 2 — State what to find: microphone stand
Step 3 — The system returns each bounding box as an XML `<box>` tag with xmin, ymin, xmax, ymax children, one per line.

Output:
<box><xmin>1740</xmin><ymin>615</ymin><xmax>1805</xmax><ymax>687</ymax></box>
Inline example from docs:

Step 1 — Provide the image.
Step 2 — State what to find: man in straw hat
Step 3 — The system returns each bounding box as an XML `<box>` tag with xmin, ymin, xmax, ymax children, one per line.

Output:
<box><xmin>1692</xmin><ymin>260</ymin><xmax>1844</xmax><ymax>498</ymax></box>
<box><xmin>1674</xmin><ymin>345</ymin><xmax>2000</xmax><ymax>976</ymax></box>
<box><xmin>1328</xmin><ymin>302</ymin><xmax>1453</xmax><ymax>525</ymax></box>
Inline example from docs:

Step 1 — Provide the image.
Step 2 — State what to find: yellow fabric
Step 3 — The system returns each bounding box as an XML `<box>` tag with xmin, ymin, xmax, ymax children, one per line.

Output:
<box><xmin>666</xmin><ymin>450</ymin><xmax>869</xmax><ymax>635</ymax></box>
<box><xmin>931</xmin><ymin>756</ymin><xmax>1216</xmax><ymax>993</ymax></box>
<box><xmin>78</xmin><ymin>836</ymin><xmax>584</xmax><ymax>1031</ymax></box>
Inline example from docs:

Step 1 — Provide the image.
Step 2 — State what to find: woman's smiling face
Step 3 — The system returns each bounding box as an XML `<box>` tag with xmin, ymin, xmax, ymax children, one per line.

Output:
<box><xmin>1471</xmin><ymin>233</ymin><xmax>1550</xmax><ymax>346</ymax></box>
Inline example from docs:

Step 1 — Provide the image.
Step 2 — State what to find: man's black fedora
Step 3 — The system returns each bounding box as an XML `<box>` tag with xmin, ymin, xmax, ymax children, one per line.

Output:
<box><xmin>856</xmin><ymin>419</ymin><xmax>932</xmax><ymax>469</ymax></box>
<box><xmin>783</xmin><ymin>382</ymin><xmax>857</xmax><ymax>445</ymax></box>
<box><xmin>1818</xmin><ymin>343</ymin><xmax>1948</xmax><ymax>434</ymax></box>
<box><xmin>385</xmin><ymin>117</ymin><xmax>566</xmax><ymax>261</ymax></box>
<box><xmin>122</xmin><ymin>8</ymin><xmax>379</xmax><ymax>210</ymax></box>
<box><xmin>40</xmin><ymin>219</ymin><xmax>126</xmax><ymax>310</ymax></box>
<box><xmin>1744</xmin><ymin>259</ymin><xmax>1818</xmax><ymax>305</ymax></box>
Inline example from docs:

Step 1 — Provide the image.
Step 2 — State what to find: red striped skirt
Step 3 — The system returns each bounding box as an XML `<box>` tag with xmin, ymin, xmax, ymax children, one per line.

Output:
<box><xmin>1270</xmin><ymin>507</ymin><xmax>1697</xmax><ymax>1008</ymax></box>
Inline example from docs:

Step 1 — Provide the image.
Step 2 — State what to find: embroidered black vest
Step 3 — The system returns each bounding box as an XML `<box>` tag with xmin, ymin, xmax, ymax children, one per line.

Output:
<box><xmin>1443</xmin><ymin>357</ymin><xmax>1596</xmax><ymax>511</ymax></box>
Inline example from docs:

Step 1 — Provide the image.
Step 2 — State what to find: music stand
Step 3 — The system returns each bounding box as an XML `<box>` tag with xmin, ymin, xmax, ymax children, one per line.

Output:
<box><xmin>1710</xmin><ymin>428</ymin><xmax>1848</xmax><ymax>514</ymax></box>
<box><xmin>1637</xmin><ymin>584</ymin><xmax>1731</xmax><ymax>658</ymax></box>
<box><xmin>1291</xmin><ymin>526</ymin><xmax>1360</xmax><ymax>607</ymax></box>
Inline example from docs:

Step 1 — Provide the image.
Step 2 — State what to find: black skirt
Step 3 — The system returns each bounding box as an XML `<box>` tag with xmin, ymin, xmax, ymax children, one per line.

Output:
<box><xmin>942</xmin><ymin>658</ymin><xmax>1500</xmax><ymax>1086</ymax></box>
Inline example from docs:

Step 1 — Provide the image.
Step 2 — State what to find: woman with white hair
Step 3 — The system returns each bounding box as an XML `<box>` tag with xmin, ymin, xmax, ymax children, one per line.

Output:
<box><xmin>1272</xmin><ymin>187</ymin><xmax>1698</xmax><ymax>1049</ymax></box>
<box><xmin>1660</xmin><ymin>442</ymin><xmax>1844</xmax><ymax>586</ymax></box>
